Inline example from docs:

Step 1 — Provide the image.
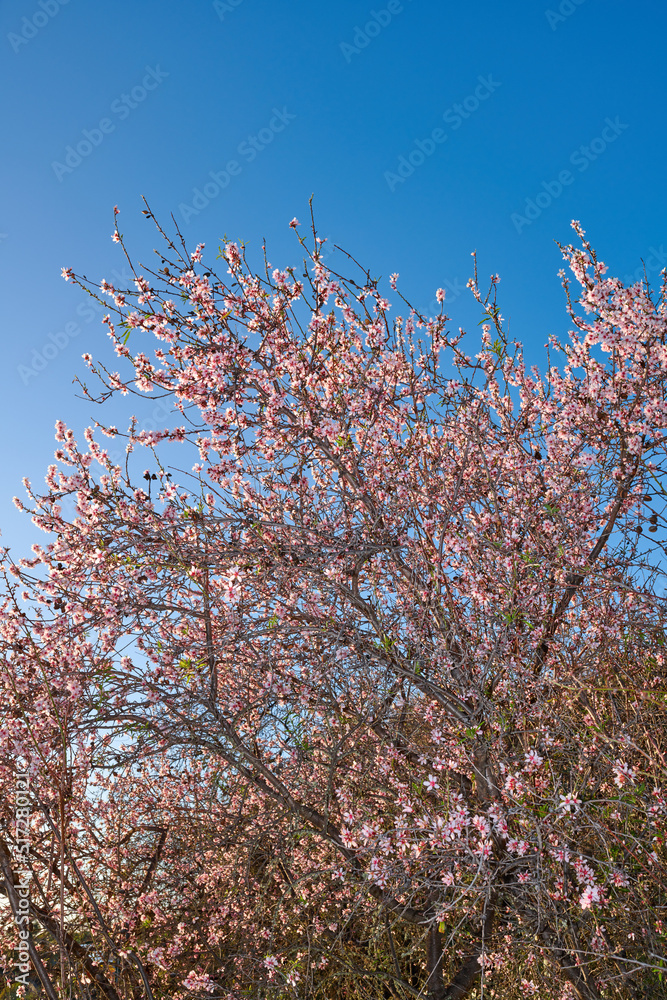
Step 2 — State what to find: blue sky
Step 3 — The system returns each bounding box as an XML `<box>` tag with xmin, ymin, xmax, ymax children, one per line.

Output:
<box><xmin>2</xmin><ymin>0</ymin><xmax>666</xmax><ymax>558</ymax></box>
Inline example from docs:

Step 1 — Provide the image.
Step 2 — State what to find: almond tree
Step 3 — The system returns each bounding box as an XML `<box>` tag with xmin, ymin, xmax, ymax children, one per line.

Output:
<box><xmin>2</xmin><ymin>209</ymin><xmax>667</xmax><ymax>999</ymax></box>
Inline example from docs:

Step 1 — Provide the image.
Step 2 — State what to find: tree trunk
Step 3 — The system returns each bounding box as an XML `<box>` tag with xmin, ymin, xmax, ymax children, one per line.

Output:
<box><xmin>426</xmin><ymin>922</ymin><xmax>446</xmax><ymax>999</ymax></box>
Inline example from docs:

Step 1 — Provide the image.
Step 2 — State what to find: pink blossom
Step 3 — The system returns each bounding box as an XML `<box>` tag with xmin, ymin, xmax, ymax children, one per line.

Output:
<box><xmin>472</xmin><ymin>814</ymin><xmax>491</xmax><ymax>837</ymax></box>
<box><xmin>7</xmin><ymin>217</ymin><xmax>667</xmax><ymax>997</ymax></box>
<box><xmin>181</xmin><ymin>971</ymin><xmax>216</xmax><ymax>992</ymax></box>
<box><xmin>558</xmin><ymin>792</ymin><xmax>581</xmax><ymax>813</ymax></box>
<box><xmin>524</xmin><ymin>749</ymin><xmax>544</xmax><ymax>772</ymax></box>
<box><xmin>580</xmin><ymin>885</ymin><xmax>605</xmax><ymax>910</ymax></box>
<box><xmin>613</xmin><ymin>761</ymin><xmax>636</xmax><ymax>788</ymax></box>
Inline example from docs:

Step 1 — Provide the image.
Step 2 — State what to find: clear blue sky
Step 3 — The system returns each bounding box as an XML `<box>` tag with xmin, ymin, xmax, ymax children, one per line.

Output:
<box><xmin>2</xmin><ymin>0</ymin><xmax>666</xmax><ymax>558</ymax></box>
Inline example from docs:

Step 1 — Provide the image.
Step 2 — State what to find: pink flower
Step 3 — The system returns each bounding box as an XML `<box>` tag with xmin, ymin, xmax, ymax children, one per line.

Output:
<box><xmin>613</xmin><ymin>761</ymin><xmax>636</xmax><ymax>788</ymax></box>
<box><xmin>425</xmin><ymin>774</ymin><xmax>439</xmax><ymax>791</ymax></box>
<box><xmin>573</xmin><ymin>858</ymin><xmax>595</xmax><ymax>884</ymax></box>
<box><xmin>289</xmin><ymin>217</ymin><xmax>300</xmax><ymax>228</ymax></box>
<box><xmin>524</xmin><ymin>749</ymin><xmax>544</xmax><ymax>772</ymax></box>
<box><xmin>558</xmin><ymin>792</ymin><xmax>581</xmax><ymax>813</ymax></box>
<box><xmin>472</xmin><ymin>815</ymin><xmax>490</xmax><ymax>837</ymax></box>
<box><xmin>580</xmin><ymin>885</ymin><xmax>604</xmax><ymax>910</ymax></box>
<box><xmin>436</xmin><ymin>288</ymin><xmax>446</xmax><ymax>303</ymax></box>
<box><xmin>181</xmin><ymin>971</ymin><xmax>216</xmax><ymax>992</ymax></box>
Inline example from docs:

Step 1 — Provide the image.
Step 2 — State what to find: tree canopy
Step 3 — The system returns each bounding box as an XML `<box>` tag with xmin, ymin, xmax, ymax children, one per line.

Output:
<box><xmin>1</xmin><ymin>210</ymin><xmax>667</xmax><ymax>1000</ymax></box>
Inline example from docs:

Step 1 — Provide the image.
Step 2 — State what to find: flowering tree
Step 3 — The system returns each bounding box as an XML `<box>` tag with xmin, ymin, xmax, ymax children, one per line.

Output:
<box><xmin>1</xmin><ymin>208</ymin><xmax>667</xmax><ymax>999</ymax></box>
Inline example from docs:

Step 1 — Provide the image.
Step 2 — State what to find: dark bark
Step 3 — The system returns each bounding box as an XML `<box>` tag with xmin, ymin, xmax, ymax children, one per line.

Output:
<box><xmin>426</xmin><ymin>923</ymin><xmax>446</xmax><ymax>999</ymax></box>
<box><xmin>442</xmin><ymin>951</ymin><xmax>485</xmax><ymax>1000</ymax></box>
<box><xmin>441</xmin><ymin>894</ymin><xmax>495</xmax><ymax>1000</ymax></box>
